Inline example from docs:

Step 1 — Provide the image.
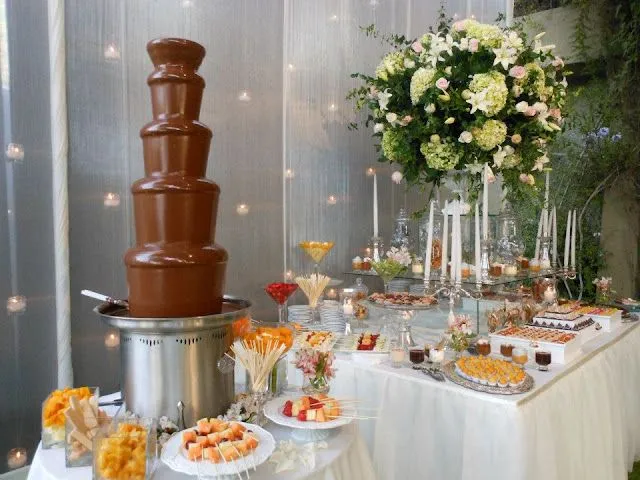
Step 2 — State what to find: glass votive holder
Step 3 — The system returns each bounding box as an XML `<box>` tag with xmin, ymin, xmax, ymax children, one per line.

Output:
<box><xmin>512</xmin><ymin>347</ymin><xmax>528</xmax><ymax>369</ymax></box>
<box><xmin>93</xmin><ymin>416</ymin><xmax>157</xmax><ymax>480</ymax></box>
<box><xmin>389</xmin><ymin>346</ymin><xmax>405</xmax><ymax>368</ymax></box>
<box><xmin>42</xmin><ymin>387</ymin><xmax>99</xmax><ymax>449</ymax></box>
<box><xmin>535</xmin><ymin>350</ymin><xmax>552</xmax><ymax>371</ymax></box>
<box><xmin>476</xmin><ymin>338</ymin><xmax>491</xmax><ymax>356</ymax></box>
<box><xmin>429</xmin><ymin>348</ymin><xmax>445</xmax><ymax>366</ymax></box>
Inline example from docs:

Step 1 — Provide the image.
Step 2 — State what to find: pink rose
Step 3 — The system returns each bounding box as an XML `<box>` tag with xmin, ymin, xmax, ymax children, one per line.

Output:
<box><xmin>435</xmin><ymin>77</ymin><xmax>449</xmax><ymax>90</ymax></box>
<box><xmin>552</xmin><ymin>57</ymin><xmax>564</xmax><ymax>68</ymax></box>
<box><xmin>549</xmin><ymin>108</ymin><xmax>561</xmax><ymax>120</ymax></box>
<box><xmin>509</xmin><ymin>65</ymin><xmax>526</xmax><ymax>79</ymax></box>
<box><xmin>411</xmin><ymin>41</ymin><xmax>424</xmax><ymax>53</ymax></box>
<box><xmin>469</xmin><ymin>39</ymin><xmax>479</xmax><ymax>52</ymax></box>
<box><xmin>399</xmin><ymin>115</ymin><xmax>413</xmax><ymax>126</ymax></box>
<box><xmin>453</xmin><ymin>20</ymin><xmax>466</xmax><ymax>31</ymax></box>
<box><xmin>525</xmin><ymin>107</ymin><xmax>537</xmax><ymax>117</ymax></box>
<box><xmin>519</xmin><ymin>173</ymin><xmax>535</xmax><ymax>185</ymax></box>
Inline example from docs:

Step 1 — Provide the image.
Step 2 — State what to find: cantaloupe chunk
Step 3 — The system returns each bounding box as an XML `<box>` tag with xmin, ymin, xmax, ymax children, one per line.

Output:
<box><xmin>207</xmin><ymin>432</ymin><xmax>222</xmax><ymax>446</ymax></box>
<box><xmin>211</xmin><ymin>421</ymin><xmax>229</xmax><ymax>433</ymax></box>
<box><xmin>187</xmin><ymin>442</ymin><xmax>203</xmax><ymax>461</ymax></box>
<box><xmin>197</xmin><ymin>419</ymin><xmax>212</xmax><ymax>434</ymax></box>
<box><xmin>316</xmin><ymin>408</ymin><xmax>326</xmax><ymax>422</ymax></box>
<box><xmin>195</xmin><ymin>435</ymin><xmax>208</xmax><ymax>446</ymax></box>
<box><xmin>182</xmin><ymin>430</ymin><xmax>197</xmax><ymax>447</ymax></box>
<box><xmin>230</xmin><ymin>422</ymin><xmax>246</xmax><ymax>437</ymax></box>
<box><xmin>301</xmin><ymin>397</ymin><xmax>311</xmax><ymax>410</ymax></box>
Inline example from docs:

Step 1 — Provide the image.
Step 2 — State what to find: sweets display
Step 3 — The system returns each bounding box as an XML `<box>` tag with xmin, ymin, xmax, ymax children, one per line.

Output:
<box><xmin>575</xmin><ymin>305</ymin><xmax>622</xmax><ymax>331</ymax></box>
<box><xmin>368</xmin><ymin>292</ymin><xmax>438</xmax><ymax>307</ymax></box>
<box><xmin>124</xmin><ymin>38</ymin><xmax>227</xmax><ymax>317</ymax></box>
<box><xmin>95</xmin><ymin>423</ymin><xmax>149</xmax><ymax>479</ymax></box>
<box><xmin>299</xmin><ymin>241</ymin><xmax>335</xmax><ymax>263</ymax></box>
<box><xmin>336</xmin><ymin>333</ymin><xmax>389</xmax><ymax>353</ymax></box>
<box><xmin>243</xmin><ymin>326</ymin><xmax>294</xmax><ymax>353</ymax></box>
<box><xmin>282</xmin><ymin>394</ymin><xmax>341</xmax><ymax>422</ymax></box>
<box><xmin>530</xmin><ymin>314</ymin><xmax>595</xmax><ymax>331</ymax></box>
<box><xmin>180</xmin><ymin>419</ymin><xmax>259</xmax><ymax>463</ymax></box>
<box><xmin>494</xmin><ymin>325</ymin><xmax>576</xmax><ymax>344</ymax></box>
<box><xmin>42</xmin><ymin>387</ymin><xmax>94</xmax><ymax>447</ymax></box>
<box><xmin>455</xmin><ymin>357</ymin><xmax>526</xmax><ymax>388</ymax></box>
<box><xmin>296</xmin><ymin>331</ymin><xmax>336</xmax><ymax>351</ymax></box>
<box><xmin>65</xmin><ymin>395</ymin><xmax>109</xmax><ymax>466</ymax></box>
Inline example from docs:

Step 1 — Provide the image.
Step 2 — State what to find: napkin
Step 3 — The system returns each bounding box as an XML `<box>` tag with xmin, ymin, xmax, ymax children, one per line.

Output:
<box><xmin>269</xmin><ymin>440</ymin><xmax>328</xmax><ymax>473</ymax></box>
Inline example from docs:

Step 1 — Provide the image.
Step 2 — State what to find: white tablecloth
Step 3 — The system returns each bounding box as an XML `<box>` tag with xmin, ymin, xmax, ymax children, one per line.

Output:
<box><xmin>318</xmin><ymin>321</ymin><xmax>640</xmax><ymax>480</ymax></box>
<box><xmin>28</xmin><ymin>394</ymin><xmax>376</xmax><ymax>480</ymax></box>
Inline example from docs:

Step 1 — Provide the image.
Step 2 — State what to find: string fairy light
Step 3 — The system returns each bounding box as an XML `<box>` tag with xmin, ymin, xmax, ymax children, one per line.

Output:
<box><xmin>104</xmin><ymin>332</ymin><xmax>120</xmax><ymax>349</ymax></box>
<box><xmin>6</xmin><ymin>295</ymin><xmax>26</xmax><ymax>313</ymax></box>
<box><xmin>5</xmin><ymin>143</ymin><xmax>24</xmax><ymax>161</ymax></box>
<box><xmin>237</xmin><ymin>90</ymin><xmax>251</xmax><ymax>102</ymax></box>
<box><xmin>366</xmin><ymin>167</ymin><xmax>376</xmax><ymax>176</ymax></box>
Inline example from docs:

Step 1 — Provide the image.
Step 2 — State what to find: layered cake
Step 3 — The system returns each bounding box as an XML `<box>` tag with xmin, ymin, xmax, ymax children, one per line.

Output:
<box><xmin>124</xmin><ymin>39</ymin><xmax>228</xmax><ymax>317</ymax></box>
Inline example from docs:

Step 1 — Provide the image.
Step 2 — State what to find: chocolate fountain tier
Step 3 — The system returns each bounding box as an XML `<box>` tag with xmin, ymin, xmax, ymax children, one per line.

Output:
<box><xmin>125</xmin><ymin>37</ymin><xmax>227</xmax><ymax>318</ymax></box>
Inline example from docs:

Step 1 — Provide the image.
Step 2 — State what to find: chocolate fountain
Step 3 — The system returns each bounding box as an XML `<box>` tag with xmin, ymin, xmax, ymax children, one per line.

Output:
<box><xmin>96</xmin><ymin>38</ymin><xmax>250</xmax><ymax>427</ymax></box>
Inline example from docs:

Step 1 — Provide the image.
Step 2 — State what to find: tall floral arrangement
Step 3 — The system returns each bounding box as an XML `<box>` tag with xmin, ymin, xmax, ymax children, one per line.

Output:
<box><xmin>348</xmin><ymin>19</ymin><xmax>568</xmax><ymax>197</ymax></box>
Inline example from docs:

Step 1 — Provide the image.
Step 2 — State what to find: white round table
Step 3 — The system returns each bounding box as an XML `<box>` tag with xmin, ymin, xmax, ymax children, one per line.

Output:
<box><xmin>28</xmin><ymin>393</ymin><xmax>376</xmax><ymax>480</ymax></box>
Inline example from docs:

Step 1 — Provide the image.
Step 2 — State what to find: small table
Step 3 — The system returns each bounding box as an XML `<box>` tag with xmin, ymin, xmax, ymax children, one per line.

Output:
<box><xmin>28</xmin><ymin>393</ymin><xmax>376</xmax><ymax>480</ymax></box>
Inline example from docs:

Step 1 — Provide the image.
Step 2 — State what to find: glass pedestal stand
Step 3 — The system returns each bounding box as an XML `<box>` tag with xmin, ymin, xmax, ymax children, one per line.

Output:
<box><xmin>430</xmin><ymin>279</ymin><xmax>482</xmax><ymax>332</ymax></box>
<box><xmin>291</xmin><ymin>428</ymin><xmax>330</xmax><ymax>443</ymax></box>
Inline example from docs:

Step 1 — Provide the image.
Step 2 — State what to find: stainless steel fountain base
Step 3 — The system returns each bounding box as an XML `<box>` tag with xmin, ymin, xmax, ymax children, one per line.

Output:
<box><xmin>95</xmin><ymin>296</ymin><xmax>251</xmax><ymax>427</ymax></box>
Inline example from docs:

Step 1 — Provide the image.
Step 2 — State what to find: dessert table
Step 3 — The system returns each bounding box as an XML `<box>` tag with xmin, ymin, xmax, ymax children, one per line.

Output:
<box><xmin>303</xmin><ymin>317</ymin><xmax>640</xmax><ymax>480</ymax></box>
<box><xmin>28</xmin><ymin>393</ymin><xmax>376</xmax><ymax>480</ymax></box>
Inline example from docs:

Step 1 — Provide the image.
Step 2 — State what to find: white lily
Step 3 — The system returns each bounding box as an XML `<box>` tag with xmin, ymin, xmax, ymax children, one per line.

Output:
<box><xmin>377</xmin><ymin>88</ymin><xmax>392</xmax><ymax>111</ymax></box>
<box><xmin>492</xmin><ymin>45</ymin><xmax>518</xmax><ymax>70</ymax></box>
<box><xmin>532</xmin><ymin>153</ymin><xmax>550</xmax><ymax>171</ymax></box>
<box><xmin>385</xmin><ymin>112</ymin><xmax>399</xmax><ymax>126</ymax></box>
<box><xmin>466</xmin><ymin>89</ymin><xmax>490</xmax><ymax>114</ymax></box>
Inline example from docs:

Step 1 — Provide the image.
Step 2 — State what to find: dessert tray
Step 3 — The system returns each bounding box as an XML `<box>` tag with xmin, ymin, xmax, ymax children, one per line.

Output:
<box><xmin>493</xmin><ymin>325</ymin><xmax>576</xmax><ymax>344</ymax></box>
<box><xmin>367</xmin><ymin>292</ymin><xmax>438</xmax><ymax>310</ymax></box>
<box><xmin>489</xmin><ymin>325</ymin><xmax>580</xmax><ymax>364</ymax></box>
<box><xmin>529</xmin><ymin>315</ymin><xmax>595</xmax><ymax>331</ymax></box>
<box><xmin>443</xmin><ymin>358</ymin><xmax>534</xmax><ymax>395</ymax></box>
<box><xmin>264</xmin><ymin>395</ymin><xmax>352</xmax><ymax>431</ymax></box>
<box><xmin>294</xmin><ymin>331</ymin><xmax>337</xmax><ymax>351</ymax></box>
<box><xmin>575</xmin><ymin>305</ymin><xmax>621</xmax><ymax>331</ymax></box>
<box><xmin>161</xmin><ymin>421</ymin><xmax>275</xmax><ymax>477</ymax></box>
<box><xmin>334</xmin><ymin>333</ymin><xmax>389</xmax><ymax>353</ymax></box>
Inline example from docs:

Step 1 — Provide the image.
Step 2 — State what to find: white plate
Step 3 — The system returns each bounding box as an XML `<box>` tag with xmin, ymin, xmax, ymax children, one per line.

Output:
<box><xmin>161</xmin><ymin>422</ymin><xmax>275</xmax><ymax>477</ymax></box>
<box><xmin>334</xmin><ymin>334</ymin><xmax>390</xmax><ymax>353</ymax></box>
<box><xmin>264</xmin><ymin>395</ymin><xmax>353</xmax><ymax>430</ymax></box>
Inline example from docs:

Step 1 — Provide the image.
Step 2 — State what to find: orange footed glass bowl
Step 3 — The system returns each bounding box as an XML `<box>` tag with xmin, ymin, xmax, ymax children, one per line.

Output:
<box><xmin>299</xmin><ymin>241</ymin><xmax>334</xmax><ymax>274</ymax></box>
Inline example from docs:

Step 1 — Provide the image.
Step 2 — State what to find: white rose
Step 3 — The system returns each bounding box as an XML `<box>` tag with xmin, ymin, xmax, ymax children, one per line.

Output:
<box><xmin>374</xmin><ymin>123</ymin><xmax>384</xmax><ymax>133</ymax></box>
<box><xmin>458</xmin><ymin>131</ymin><xmax>473</xmax><ymax>143</ymax></box>
<box><xmin>425</xmin><ymin>103</ymin><xmax>436</xmax><ymax>114</ymax></box>
<box><xmin>445</xmin><ymin>66</ymin><xmax>452</xmax><ymax>75</ymax></box>
<box><xmin>391</xmin><ymin>171</ymin><xmax>403</xmax><ymax>184</ymax></box>
<box><xmin>403</xmin><ymin>58</ymin><xmax>416</xmax><ymax>69</ymax></box>
<box><xmin>532</xmin><ymin>102</ymin><xmax>548</xmax><ymax>113</ymax></box>
<box><xmin>385</xmin><ymin>112</ymin><xmax>398</xmax><ymax>124</ymax></box>
<box><xmin>515</xmin><ymin>101</ymin><xmax>529</xmax><ymax>113</ymax></box>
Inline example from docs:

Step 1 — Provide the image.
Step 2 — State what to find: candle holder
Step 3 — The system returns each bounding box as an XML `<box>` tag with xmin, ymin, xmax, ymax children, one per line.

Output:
<box><xmin>480</xmin><ymin>239</ymin><xmax>491</xmax><ymax>285</ymax></box>
<box><xmin>539</xmin><ymin>236</ymin><xmax>552</xmax><ymax>271</ymax></box>
<box><xmin>369</xmin><ymin>236</ymin><xmax>384</xmax><ymax>262</ymax></box>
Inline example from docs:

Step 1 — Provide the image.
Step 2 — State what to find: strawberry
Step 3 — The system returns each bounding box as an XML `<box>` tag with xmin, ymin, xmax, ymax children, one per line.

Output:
<box><xmin>297</xmin><ymin>410</ymin><xmax>307</xmax><ymax>421</ymax></box>
<box><xmin>283</xmin><ymin>401</ymin><xmax>293</xmax><ymax>417</ymax></box>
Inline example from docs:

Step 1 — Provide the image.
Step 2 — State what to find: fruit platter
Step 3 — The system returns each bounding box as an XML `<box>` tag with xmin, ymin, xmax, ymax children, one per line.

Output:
<box><xmin>334</xmin><ymin>332</ymin><xmax>390</xmax><ymax>353</ymax></box>
<box><xmin>367</xmin><ymin>292</ymin><xmax>438</xmax><ymax>310</ymax></box>
<box><xmin>161</xmin><ymin>418</ymin><xmax>275</xmax><ymax>477</ymax></box>
<box><xmin>443</xmin><ymin>357</ymin><xmax>534</xmax><ymax>395</ymax></box>
<box><xmin>294</xmin><ymin>330</ymin><xmax>337</xmax><ymax>351</ymax></box>
<box><xmin>264</xmin><ymin>394</ymin><xmax>352</xmax><ymax>431</ymax></box>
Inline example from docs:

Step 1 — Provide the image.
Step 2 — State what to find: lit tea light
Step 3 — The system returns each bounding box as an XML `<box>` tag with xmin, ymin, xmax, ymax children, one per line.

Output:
<box><xmin>6</xmin><ymin>295</ymin><xmax>26</xmax><ymax>313</ymax></box>
<box><xmin>236</xmin><ymin>203</ymin><xmax>250</xmax><ymax>215</ymax></box>
<box><xmin>104</xmin><ymin>331</ymin><xmax>120</xmax><ymax>349</ymax></box>
<box><xmin>326</xmin><ymin>288</ymin><xmax>337</xmax><ymax>299</ymax></box>
<box><xmin>285</xmin><ymin>270</ymin><xmax>294</xmax><ymax>280</ymax></box>
<box><xmin>364</xmin><ymin>247</ymin><xmax>372</xmax><ymax>256</ymax></box>
<box><xmin>366</xmin><ymin>167</ymin><xmax>376</xmax><ymax>176</ymax></box>
<box><xmin>181</xmin><ymin>0</ymin><xmax>193</xmax><ymax>6</ymax></box>
<box><xmin>329</xmin><ymin>14</ymin><xmax>339</xmax><ymax>22</ymax></box>
<box><xmin>285</xmin><ymin>168</ymin><xmax>295</xmax><ymax>179</ymax></box>
<box><xmin>103</xmin><ymin>192</ymin><xmax>120</xmax><ymax>207</ymax></box>
<box><xmin>286</xmin><ymin>63</ymin><xmax>295</xmax><ymax>72</ymax></box>
<box><xmin>6</xmin><ymin>143</ymin><xmax>24</xmax><ymax>161</ymax></box>
<box><xmin>104</xmin><ymin>43</ymin><xmax>121</xmax><ymax>60</ymax></box>
<box><xmin>327</xmin><ymin>195</ymin><xmax>337</xmax><ymax>205</ymax></box>
<box><xmin>237</xmin><ymin>90</ymin><xmax>251</xmax><ymax>102</ymax></box>
<box><xmin>7</xmin><ymin>447</ymin><xmax>27</xmax><ymax>470</ymax></box>
<box><xmin>328</xmin><ymin>103</ymin><xmax>338</xmax><ymax>112</ymax></box>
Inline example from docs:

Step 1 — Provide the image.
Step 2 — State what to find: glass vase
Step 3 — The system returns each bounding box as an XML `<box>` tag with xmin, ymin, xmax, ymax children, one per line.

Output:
<box><xmin>595</xmin><ymin>285</ymin><xmax>612</xmax><ymax>305</ymax></box>
<box><xmin>302</xmin><ymin>375</ymin><xmax>331</xmax><ymax>395</ymax></box>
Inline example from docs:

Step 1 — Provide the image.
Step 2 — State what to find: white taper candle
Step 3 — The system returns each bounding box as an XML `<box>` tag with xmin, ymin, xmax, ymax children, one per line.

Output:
<box><xmin>373</xmin><ymin>173</ymin><xmax>379</xmax><ymax>237</ymax></box>
<box><xmin>564</xmin><ymin>210</ymin><xmax>571</xmax><ymax>269</ymax></box>
<box><xmin>571</xmin><ymin>209</ymin><xmax>577</xmax><ymax>269</ymax></box>
<box><xmin>455</xmin><ymin>201</ymin><xmax>462</xmax><ymax>283</ymax></box>
<box><xmin>442</xmin><ymin>200</ymin><xmax>449</xmax><ymax>279</ymax></box>
<box><xmin>482</xmin><ymin>164</ymin><xmax>489</xmax><ymax>240</ymax></box>
<box><xmin>534</xmin><ymin>209</ymin><xmax>543</xmax><ymax>260</ymax></box>
<box><xmin>475</xmin><ymin>202</ymin><xmax>481</xmax><ymax>280</ymax></box>
<box><xmin>551</xmin><ymin>206</ymin><xmax>557</xmax><ymax>267</ymax></box>
<box><xmin>424</xmin><ymin>200</ymin><xmax>434</xmax><ymax>282</ymax></box>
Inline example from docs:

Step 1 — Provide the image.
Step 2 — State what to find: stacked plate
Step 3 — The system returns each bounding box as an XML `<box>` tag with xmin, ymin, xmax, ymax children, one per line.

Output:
<box><xmin>319</xmin><ymin>302</ymin><xmax>346</xmax><ymax>333</ymax></box>
<box><xmin>388</xmin><ymin>279</ymin><xmax>411</xmax><ymax>293</ymax></box>
<box><xmin>287</xmin><ymin>305</ymin><xmax>313</xmax><ymax>327</ymax></box>
<box><xmin>409</xmin><ymin>284</ymin><xmax>427</xmax><ymax>295</ymax></box>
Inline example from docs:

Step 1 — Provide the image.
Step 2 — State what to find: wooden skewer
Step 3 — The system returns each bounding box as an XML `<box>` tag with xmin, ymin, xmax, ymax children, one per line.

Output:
<box><xmin>327</xmin><ymin>415</ymin><xmax>378</xmax><ymax>420</ymax></box>
<box><xmin>215</xmin><ymin>443</ymin><xmax>243</xmax><ymax>480</ymax></box>
<box><xmin>230</xmin><ymin>442</ymin><xmax>251</xmax><ymax>480</ymax></box>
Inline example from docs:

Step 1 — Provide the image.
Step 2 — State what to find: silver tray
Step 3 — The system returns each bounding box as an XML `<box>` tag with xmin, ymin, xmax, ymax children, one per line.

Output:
<box><xmin>442</xmin><ymin>362</ymin><xmax>534</xmax><ymax>395</ymax></box>
<box><xmin>364</xmin><ymin>299</ymin><xmax>438</xmax><ymax>311</ymax></box>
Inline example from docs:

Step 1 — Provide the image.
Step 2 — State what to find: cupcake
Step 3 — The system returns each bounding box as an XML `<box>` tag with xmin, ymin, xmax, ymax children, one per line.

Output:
<box><xmin>352</xmin><ymin>256</ymin><xmax>363</xmax><ymax>270</ymax></box>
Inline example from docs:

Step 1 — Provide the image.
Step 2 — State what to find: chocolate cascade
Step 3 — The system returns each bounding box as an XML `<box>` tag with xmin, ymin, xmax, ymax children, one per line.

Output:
<box><xmin>125</xmin><ymin>38</ymin><xmax>228</xmax><ymax>318</ymax></box>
